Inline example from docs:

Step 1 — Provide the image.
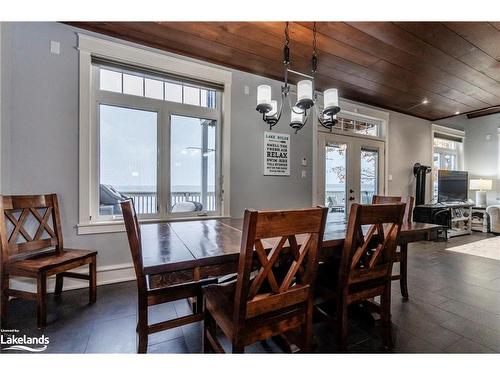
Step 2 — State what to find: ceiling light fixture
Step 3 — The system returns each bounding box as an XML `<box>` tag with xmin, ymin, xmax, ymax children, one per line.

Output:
<box><xmin>455</xmin><ymin>111</ymin><xmax>460</xmax><ymax>115</ymax></box>
<box><xmin>256</xmin><ymin>22</ymin><xmax>340</xmax><ymax>133</ymax></box>
<box><xmin>422</xmin><ymin>99</ymin><xmax>429</xmax><ymax>104</ymax></box>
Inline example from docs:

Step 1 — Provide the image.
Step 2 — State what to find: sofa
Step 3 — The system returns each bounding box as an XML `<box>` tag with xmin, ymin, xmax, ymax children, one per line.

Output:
<box><xmin>486</xmin><ymin>205</ymin><xmax>500</xmax><ymax>234</ymax></box>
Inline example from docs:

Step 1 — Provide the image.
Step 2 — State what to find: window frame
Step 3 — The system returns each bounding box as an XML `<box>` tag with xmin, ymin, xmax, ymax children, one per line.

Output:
<box><xmin>78</xmin><ymin>34</ymin><xmax>232</xmax><ymax>234</ymax></box>
<box><xmin>431</xmin><ymin>124</ymin><xmax>465</xmax><ymax>202</ymax></box>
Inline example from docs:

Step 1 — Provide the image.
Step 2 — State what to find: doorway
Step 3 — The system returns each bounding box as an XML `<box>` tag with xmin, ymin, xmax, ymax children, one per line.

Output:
<box><xmin>317</xmin><ymin>133</ymin><xmax>385</xmax><ymax>223</ymax></box>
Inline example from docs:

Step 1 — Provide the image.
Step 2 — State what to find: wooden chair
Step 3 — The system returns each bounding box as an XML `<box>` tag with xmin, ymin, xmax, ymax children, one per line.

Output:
<box><xmin>0</xmin><ymin>194</ymin><xmax>97</xmax><ymax>328</ymax></box>
<box><xmin>121</xmin><ymin>199</ymin><xmax>216</xmax><ymax>353</ymax></box>
<box><xmin>202</xmin><ymin>207</ymin><xmax>328</xmax><ymax>353</ymax></box>
<box><xmin>372</xmin><ymin>195</ymin><xmax>414</xmax><ymax>300</ymax></box>
<box><xmin>315</xmin><ymin>203</ymin><xmax>405</xmax><ymax>351</ymax></box>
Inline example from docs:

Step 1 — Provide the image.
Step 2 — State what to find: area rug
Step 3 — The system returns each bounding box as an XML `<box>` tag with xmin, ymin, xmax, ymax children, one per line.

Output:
<box><xmin>446</xmin><ymin>236</ymin><xmax>500</xmax><ymax>261</ymax></box>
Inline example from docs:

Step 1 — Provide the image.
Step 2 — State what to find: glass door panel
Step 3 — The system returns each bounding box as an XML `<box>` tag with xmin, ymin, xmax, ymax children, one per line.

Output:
<box><xmin>360</xmin><ymin>148</ymin><xmax>379</xmax><ymax>204</ymax></box>
<box><xmin>99</xmin><ymin>104</ymin><xmax>158</xmax><ymax>216</ymax></box>
<box><xmin>170</xmin><ymin>115</ymin><xmax>217</xmax><ymax>214</ymax></box>
<box><xmin>325</xmin><ymin>143</ymin><xmax>348</xmax><ymax>224</ymax></box>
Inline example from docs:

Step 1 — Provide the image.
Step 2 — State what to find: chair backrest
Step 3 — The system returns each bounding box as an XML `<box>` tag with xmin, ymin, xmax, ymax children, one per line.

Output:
<box><xmin>372</xmin><ymin>195</ymin><xmax>414</xmax><ymax>225</ymax></box>
<box><xmin>0</xmin><ymin>194</ymin><xmax>64</xmax><ymax>264</ymax></box>
<box><xmin>121</xmin><ymin>199</ymin><xmax>146</xmax><ymax>291</ymax></box>
<box><xmin>233</xmin><ymin>207</ymin><xmax>328</xmax><ymax>327</ymax></box>
<box><xmin>338</xmin><ymin>203</ymin><xmax>405</xmax><ymax>291</ymax></box>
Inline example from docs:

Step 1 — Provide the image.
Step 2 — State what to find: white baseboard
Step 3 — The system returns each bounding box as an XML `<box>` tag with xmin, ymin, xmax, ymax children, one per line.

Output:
<box><xmin>9</xmin><ymin>263</ymin><xmax>136</xmax><ymax>294</ymax></box>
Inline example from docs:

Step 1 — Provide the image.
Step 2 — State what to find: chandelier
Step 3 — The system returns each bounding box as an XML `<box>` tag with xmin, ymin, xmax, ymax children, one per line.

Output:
<box><xmin>256</xmin><ymin>22</ymin><xmax>341</xmax><ymax>133</ymax></box>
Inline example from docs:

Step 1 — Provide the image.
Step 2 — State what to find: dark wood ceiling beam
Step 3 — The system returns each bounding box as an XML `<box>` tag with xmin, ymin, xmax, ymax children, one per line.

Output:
<box><xmin>347</xmin><ymin>22</ymin><xmax>500</xmax><ymax>105</ymax></box>
<box><xmin>106</xmin><ymin>22</ymin><xmax>440</xmax><ymax>118</ymax></box>
<box><xmin>299</xmin><ymin>22</ymin><xmax>493</xmax><ymax>111</ymax></box>
<box><xmin>446</xmin><ymin>22</ymin><xmax>500</xmax><ymax>60</ymax></box>
<box><xmin>67</xmin><ymin>22</ymin><xmax>442</xmax><ymax>119</ymax></box>
<box><xmin>160</xmin><ymin>22</ymin><xmax>468</xmax><ymax>116</ymax></box>
<box><xmin>395</xmin><ymin>22</ymin><xmax>500</xmax><ymax>83</ymax></box>
<box><xmin>466</xmin><ymin>106</ymin><xmax>500</xmax><ymax>119</ymax></box>
<box><xmin>64</xmin><ymin>22</ymin><xmax>500</xmax><ymax>121</ymax></box>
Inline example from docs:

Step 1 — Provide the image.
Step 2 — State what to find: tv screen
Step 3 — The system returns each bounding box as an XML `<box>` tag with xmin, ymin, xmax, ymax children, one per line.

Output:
<box><xmin>438</xmin><ymin>170</ymin><xmax>468</xmax><ymax>203</ymax></box>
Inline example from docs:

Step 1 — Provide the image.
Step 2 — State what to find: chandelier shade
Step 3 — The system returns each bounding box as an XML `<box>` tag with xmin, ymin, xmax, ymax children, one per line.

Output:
<box><xmin>256</xmin><ymin>85</ymin><xmax>273</xmax><ymax>113</ymax></box>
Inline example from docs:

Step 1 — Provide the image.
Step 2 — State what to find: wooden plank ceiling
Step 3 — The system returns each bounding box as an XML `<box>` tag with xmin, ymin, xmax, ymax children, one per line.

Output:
<box><xmin>66</xmin><ymin>22</ymin><xmax>500</xmax><ymax>121</ymax></box>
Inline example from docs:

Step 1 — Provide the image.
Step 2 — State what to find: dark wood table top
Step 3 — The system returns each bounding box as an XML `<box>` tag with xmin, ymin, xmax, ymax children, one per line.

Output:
<box><xmin>140</xmin><ymin>217</ymin><xmax>442</xmax><ymax>275</ymax></box>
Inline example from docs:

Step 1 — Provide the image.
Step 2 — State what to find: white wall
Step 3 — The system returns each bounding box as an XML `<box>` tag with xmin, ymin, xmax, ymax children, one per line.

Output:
<box><xmin>387</xmin><ymin>111</ymin><xmax>433</xmax><ymax>200</ymax></box>
<box><xmin>1</xmin><ymin>22</ymin><xmax>434</xmax><ymax>290</ymax></box>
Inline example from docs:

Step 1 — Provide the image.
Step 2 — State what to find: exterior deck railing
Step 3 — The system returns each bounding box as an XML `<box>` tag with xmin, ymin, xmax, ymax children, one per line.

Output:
<box><xmin>121</xmin><ymin>191</ymin><xmax>216</xmax><ymax>214</ymax></box>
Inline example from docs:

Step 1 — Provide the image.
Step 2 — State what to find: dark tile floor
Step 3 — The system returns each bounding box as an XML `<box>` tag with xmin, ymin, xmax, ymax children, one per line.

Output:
<box><xmin>1</xmin><ymin>233</ymin><xmax>499</xmax><ymax>354</ymax></box>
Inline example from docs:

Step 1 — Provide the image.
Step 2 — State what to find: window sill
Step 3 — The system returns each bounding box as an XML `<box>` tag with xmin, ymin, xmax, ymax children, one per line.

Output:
<box><xmin>77</xmin><ymin>215</ymin><xmax>231</xmax><ymax>235</ymax></box>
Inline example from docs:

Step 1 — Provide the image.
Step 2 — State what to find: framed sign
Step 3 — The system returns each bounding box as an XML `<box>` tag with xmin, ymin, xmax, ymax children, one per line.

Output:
<box><xmin>264</xmin><ymin>131</ymin><xmax>290</xmax><ymax>176</ymax></box>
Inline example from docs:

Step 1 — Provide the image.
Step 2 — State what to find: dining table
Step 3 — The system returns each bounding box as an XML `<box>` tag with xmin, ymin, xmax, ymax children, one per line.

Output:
<box><xmin>140</xmin><ymin>218</ymin><xmax>442</xmax><ymax>296</ymax></box>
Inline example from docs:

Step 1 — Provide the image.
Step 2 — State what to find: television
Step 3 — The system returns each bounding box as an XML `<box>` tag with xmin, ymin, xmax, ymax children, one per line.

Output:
<box><xmin>438</xmin><ymin>170</ymin><xmax>468</xmax><ymax>203</ymax></box>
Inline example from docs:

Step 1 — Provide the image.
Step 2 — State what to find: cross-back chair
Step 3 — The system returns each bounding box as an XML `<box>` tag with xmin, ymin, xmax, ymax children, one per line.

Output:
<box><xmin>202</xmin><ymin>207</ymin><xmax>328</xmax><ymax>353</ymax></box>
<box><xmin>0</xmin><ymin>194</ymin><xmax>97</xmax><ymax>328</ymax></box>
<box><xmin>315</xmin><ymin>203</ymin><xmax>405</xmax><ymax>351</ymax></box>
<box><xmin>372</xmin><ymin>195</ymin><xmax>414</xmax><ymax>300</ymax></box>
<box><xmin>121</xmin><ymin>199</ymin><xmax>216</xmax><ymax>353</ymax></box>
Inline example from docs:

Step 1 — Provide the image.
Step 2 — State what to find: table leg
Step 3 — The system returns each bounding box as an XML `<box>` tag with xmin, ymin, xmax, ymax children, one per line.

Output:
<box><xmin>399</xmin><ymin>244</ymin><xmax>409</xmax><ymax>301</ymax></box>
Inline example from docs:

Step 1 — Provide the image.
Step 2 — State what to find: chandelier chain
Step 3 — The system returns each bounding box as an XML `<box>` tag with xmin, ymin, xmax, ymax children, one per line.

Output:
<box><xmin>285</xmin><ymin>22</ymin><xmax>290</xmax><ymax>46</ymax></box>
<box><xmin>312</xmin><ymin>22</ymin><xmax>317</xmax><ymax>57</ymax></box>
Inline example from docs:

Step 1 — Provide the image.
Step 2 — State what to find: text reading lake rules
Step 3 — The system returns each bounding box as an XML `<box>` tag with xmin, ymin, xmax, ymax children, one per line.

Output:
<box><xmin>264</xmin><ymin>131</ymin><xmax>290</xmax><ymax>176</ymax></box>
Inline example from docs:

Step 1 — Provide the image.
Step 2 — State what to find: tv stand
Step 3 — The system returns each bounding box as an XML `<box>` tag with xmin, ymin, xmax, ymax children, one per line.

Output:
<box><xmin>413</xmin><ymin>202</ymin><xmax>472</xmax><ymax>238</ymax></box>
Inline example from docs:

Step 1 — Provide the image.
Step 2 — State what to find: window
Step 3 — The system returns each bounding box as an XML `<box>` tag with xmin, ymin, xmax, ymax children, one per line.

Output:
<box><xmin>332</xmin><ymin>116</ymin><xmax>381</xmax><ymax>137</ymax></box>
<box><xmin>78</xmin><ymin>34</ymin><xmax>231</xmax><ymax>233</ymax></box>
<box><xmin>93</xmin><ymin>64</ymin><xmax>222</xmax><ymax>219</ymax></box>
<box><xmin>98</xmin><ymin>67</ymin><xmax>217</xmax><ymax>108</ymax></box>
<box><xmin>431</xmin><ymin>127</ymin><xmax>465</xmax><ymax>201</ymax></box>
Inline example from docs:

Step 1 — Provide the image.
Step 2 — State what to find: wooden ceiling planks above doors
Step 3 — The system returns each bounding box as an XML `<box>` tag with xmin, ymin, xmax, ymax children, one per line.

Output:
<box><xmin>65</xmin><ymin>22</ymin><xmax>500</xmax><ymax>121</ymax></box>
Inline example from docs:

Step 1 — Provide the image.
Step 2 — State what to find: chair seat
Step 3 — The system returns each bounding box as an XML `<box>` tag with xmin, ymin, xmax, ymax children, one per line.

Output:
<box><xmin>5</xmin><ymin>249</ymin><xmax>97</xmax><ymax>276</ymax></box>
<box><xmin>315</xmin><ymin>258</ymin><xmax>388</xmax><ymax>299</ymax></box>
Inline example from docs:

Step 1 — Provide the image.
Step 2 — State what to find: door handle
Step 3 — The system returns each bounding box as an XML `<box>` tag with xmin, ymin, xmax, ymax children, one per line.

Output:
<box><xmin>349</xmin><ymin>189</ymin><xmax>354</xmax><ymax>193</ymax></box>
<box><xmin>349</xmin><ymin>196</ymin><xmax>355</xmax><ymax>201</ymax></box>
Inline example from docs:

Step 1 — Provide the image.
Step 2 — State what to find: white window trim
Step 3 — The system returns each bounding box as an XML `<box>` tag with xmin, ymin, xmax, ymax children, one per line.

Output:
<box><xmin>77</xmin><ymin>34</ymin><xmax>232</xmax><ymax>235</ymax></box>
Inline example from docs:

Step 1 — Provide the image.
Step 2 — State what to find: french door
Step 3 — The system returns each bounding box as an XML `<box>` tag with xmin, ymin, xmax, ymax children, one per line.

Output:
<box><xmin>317</xmin><ymin>133</ymin><xmax>385</xmax><ymax>223</ymax></box>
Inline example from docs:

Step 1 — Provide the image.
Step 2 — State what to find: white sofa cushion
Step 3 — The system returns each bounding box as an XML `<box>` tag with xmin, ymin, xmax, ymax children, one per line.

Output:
<box><xmin>486</xmin><ymin>205</ymin><xmax>500</xmax><ymax>234</ymax></box>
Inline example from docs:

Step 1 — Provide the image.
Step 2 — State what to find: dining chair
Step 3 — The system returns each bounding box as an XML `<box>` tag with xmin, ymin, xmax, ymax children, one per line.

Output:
<box><xmin>0</xmin><ymin>194</ymin><xmax>97</xmax><ymax>328</ymax></box>
<box><xmin>372</xmin><ymin>195</ymin><xmax>414</xmax><ymax>300</ymax></box>
<box><xmin>121</xmin><ymin>199</ymin><xmax>216</xmax><ymax>353</ymax></box>
<box><xmin>202</xmin><ymin>207</ymin><xmax>328</xmax><ymax>353</ymax></box>
<box><xmin>315</xmin><ymin>202</ymin><xmax>405</xmax><ymax>351</ymax></box>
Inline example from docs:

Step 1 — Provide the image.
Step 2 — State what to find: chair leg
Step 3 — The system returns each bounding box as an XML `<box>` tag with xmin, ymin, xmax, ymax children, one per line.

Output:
<box><xmin>89</xmin><ymin>257</ymin><xmax>97</xmax><ymax>304</ymax></box>
<box><xmin>399</xmin><ymin>244</ymin><xmax>409</xmax><ymax>301</ymax></box>
<box><xmin>380</xmin><ymin>286</ymin><xmax>393</xmax><ymax>350</ymax></box>
<box><xmin>0</xmin><ymin>272</ymin><xmax>9</xmax><ymax>319</ymax></box>
<box><xmin>54</xmin><ymin>274</ymin><xmax>63</xmax><ymax>296</ymax></box>
<box><xmin>336</xmin><ymin>301</ymin><xmax>348</xmax><ymax>352</ymax></box>
<box><xmin>302</xmin><ymin>301</ymin><xmax>314</xmax><ymax>353</ymax></box>
<box><xmin>37</xmin><ymin>274</ymin><xmax>47</xmax><ymax>329</ymax></box>
<box><xmin>137</xmin><ymin>296</ymin><xmax>148</xmax><ymax>353</ymax></box>
<box><xmin>203</xmin><ymin>308</ymin><xmax>215</xmax><ymax>353</ymax></box>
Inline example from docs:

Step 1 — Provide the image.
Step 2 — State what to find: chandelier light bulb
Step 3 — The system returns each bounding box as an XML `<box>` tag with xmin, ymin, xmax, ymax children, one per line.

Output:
<box><xmin>267</xmin><ymin>100</ymin><xmax>278</xmax><ymax>118</ymax></box>
<box><xmin>297</xmin><ymin>80</ymin><xmax>313</xmax><ymax>101</ymax></box>
<box><xmin>256</xmin><ymin>85</ymin><xmax>273</xmax><ymax>114</ymax></box>
<box><xmin>324</xmin><ymin>88</ymin><xmax>339</xmax><ymax>109</ymax></box>
<box><xmin>290</xmin><ymin>107</ymin><xmax>303</xmax><ymax>124</ymax></box>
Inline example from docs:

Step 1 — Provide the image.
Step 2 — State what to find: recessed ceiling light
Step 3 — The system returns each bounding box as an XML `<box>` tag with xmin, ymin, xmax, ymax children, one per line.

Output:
<box><xmin>422</xmin><ymin>99</ymin><xmax>429</xmax><ymax>104</ymax></box>
<box><xmin>455</xmin><ymin>111</ymin><xmax>460</xmax><ymax>115</ymax></box>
